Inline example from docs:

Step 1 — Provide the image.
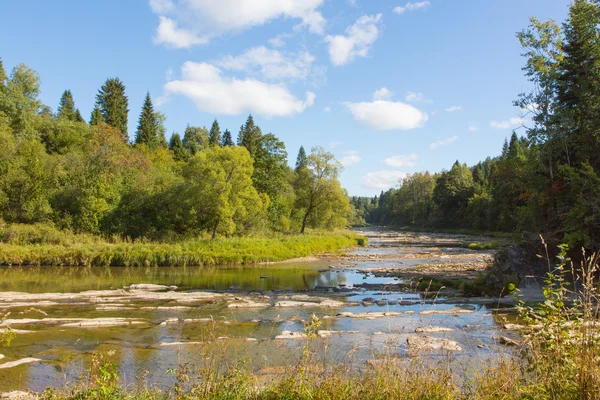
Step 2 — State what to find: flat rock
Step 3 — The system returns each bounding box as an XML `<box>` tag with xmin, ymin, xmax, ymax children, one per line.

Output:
<box><xmin>275</xmin><ymin>330</ymin><xmax>307</xmax><ymax>340</ymax></box>
<box><xmin>227</xmin><ymin>302</ymin><xmax>270</xmax><ymax>308</ymax></box>
<box><xmin>419</xmin><ymin>305</ymin><xmax>476</xmax><ymax>316</ymax></box>
<box><xmin>317</xmin><ymin>330</ymin><xmax>359</xmax><ymax>338</ymax></box>
<box><xmin>407</xmin><ymin>336</ymin><xmax>462</xmax><ymax>352</ymax></box>
<box><xmin>0</xmin><ymin>358</ymin><xmax>42</xmax><ymax>369</ymax></box>
<box><xmin>128</xmin><ymin>284</ymin><xmax>177</xmax><ymax>291</ymax></box>
<box><xmin>495</xmin><ymin>336</ymin><xmax>520</xmax><ymax>346</ymax></box>
<box><xmin>1</xmin><ymin>391</ymin><xmax>37</xmax><ymax>400</ymax></box>
<box><xmin>415</xmin><ymin>326</ymin><xmax>454</xmax><ymax>333</ymax></box>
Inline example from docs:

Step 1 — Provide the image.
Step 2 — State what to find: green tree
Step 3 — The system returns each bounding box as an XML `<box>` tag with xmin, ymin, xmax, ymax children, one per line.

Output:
<box><xmin>135</xmin><ymin>92</ymin><xmax>158</xmax><ymax>146</ymax></box>
<box><xmin>238</xmin><ymin>114</ymin><xmax>262</xmax><ymax>157</ymax></box>
<box><xmin>293</xmin><ymin>146</ymin><xmax>350</xmax><ymax>233</ymax></box>
<box><xmin>432</xmin><ymin>161</ymin><xmax>476</xmax><ymax>227</ymax></box>
<box><xmin>96</xmin><ymin>77</ymin><xmax>128</xmax><ymax>141</ymax></box>
<box><xmin>295</xmin><ymin>146</ymin><xmax>307</xmax><ymax>172</ymax></box>
<box><xmin>182</xmin><ymin>125</ymin><xmax>209</xmax><ymax>155</ymax></box>
<box><xmin>0</xmin><ymin>63</ymin><xmax>41</xmax><ymax>137</ymax></box>
<box><xmin>208</xmin><ymin>119</ymin><xmax>222</xmax><ymax>147</ymax></box>
<box><xmin>221</xmin><ymin>129</ymin><xmax>234</xmax><ymax>146</ymax></box>
<box><xmin>57</xmin><ymin>90</ymin><xmax>76</xmax><ymax>121</ymax></box>
<box><xmin>155</xmin><ymin>111</ymin><xmax>168</xmax><ymax>148</ymax></box>
<box><xmin>73</xmin><ymin>108</ymin><xmax>85</xmax><ymax>123</ymax></box>
<box><xmin>182</xmin><ymin>146</ymin><xmax>264</xmax><ymax>238</ymax></box>
<box><xmin>169</xmin><ymin>133</ymin><xmax>187</xmax><ymax>161</ymax></box>
<box><xmin>89</xmin><ymin>105</ymin><xmax>103</xmax><ymax>125</ymax></box>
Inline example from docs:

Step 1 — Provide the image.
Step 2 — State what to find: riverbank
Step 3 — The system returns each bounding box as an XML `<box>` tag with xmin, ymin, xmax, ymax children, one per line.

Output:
<box><xmin>0</xmin><ymin>224</ymin><xmax>366</xmax><ymax>267</ymax></box>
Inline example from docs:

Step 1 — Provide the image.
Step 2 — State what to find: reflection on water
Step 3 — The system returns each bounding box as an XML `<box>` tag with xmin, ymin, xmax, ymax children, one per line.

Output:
<box><xmin>0</xmin><ymin>229</ymin><xmax>515</xmax><ymax>392</ymax></box>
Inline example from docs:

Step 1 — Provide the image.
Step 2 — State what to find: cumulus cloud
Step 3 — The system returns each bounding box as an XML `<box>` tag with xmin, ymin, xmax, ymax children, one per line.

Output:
<box><xmin>373</xmin><ymin>87</ymin><xmax>392</xmax><ymax>101</ymax></box>
<box><xmin>382</xmin><ymin>153</ymin><xmax>419</xmax><ymax>168</ymax></box>
<box><xmin>340</xmin><ymin>150</ymin><xmax>361</xmax><ymax>166</ymax></box>
<box><xmin>405</xmin><ymin>91</ymin><xmax>432</xmax><ymax>104</ymax></box>
<box><xmin>468</xmin><ymin>125</ymin><xmax>479</xmax><ymax>132</ymax></box>
<box><xmin>394</xmin><ymin>1</ymin><xmax>431</xmax><ymax>14</ymax></box>
<box><xmin>445</xmin><ymin>105</ymin><xmax>463</xmax><ymax>112</ymax></box>
<box><xmin>429</xmin><ymin>136</ymin><xmax>458</xmax><ymax>150</ymax></box>
<box><xmin>216</xmin><ymin>46</ymin><xmax>316</xmax><ymax>81</ymax></box>
<box><xmin>164</xmin><ymin>62</ymin><xmax>315</xmax><ymax>117</ymax></box>
<box><xmin>150</xmin><ymin>0</ymin><xmax>326</xmax><ymax>48</ymax></box>
<box><xmin>361</xmin><ymin>170</ymin><xmax>407</xmax><ymax>189</ymax></box>
<box><xmin>324</xmin><ymin>106</ymin><xmax>331</xmax><ymax>112</ymax></box>
<box><xmin>329</xmin><ymin>140</ymin><xmax>343</xmax><ymax>148</ymax></box>
<box><xmin>325</xmin><ymin>14</ymin><xmax>382</xmax><ymax>66</ymax></box>
<box><xmin>490</xmin><ymin>117</ymin><xmax>525</xmax><ymax>129</ymax></box>
<box><xmin>345</xmin><ymin>89</ymin><xmax>428</xmax><ymax>131</ymax></box>
<box><xmin>154</xmin><ymin>16</ymin><xmax>209</xmax><ymax>48</ymax></box>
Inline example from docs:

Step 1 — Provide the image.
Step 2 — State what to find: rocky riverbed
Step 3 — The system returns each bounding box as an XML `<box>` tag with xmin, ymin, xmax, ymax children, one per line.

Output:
<box><xmin>0</xmin><ymin>229</ymin><xmax>526</xmax><ymax>393</ymax></box>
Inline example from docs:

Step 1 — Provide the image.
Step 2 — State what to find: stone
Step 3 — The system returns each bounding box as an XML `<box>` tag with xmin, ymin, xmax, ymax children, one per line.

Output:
<box><xmin>0</xmin><ymin>358</ymin><xmax>42</xmax><ymax>369</ymax></box>
<box><xmin>1</xmin><ymin>391</ymin><xmax>37</xmax><ymax>400</ymax></box>
<box><xmin>415</xmin><ymin>326</ymin><xmax>454</xmax><ymax>333</ymax></box>
<box><xmin>406</xmin><ymin>336</ymin><xmax>462</xmax><ymax>352</ymax></box>
<box><xmin>275</xmin><ymin>330</ymin><xmax>306</xmax><ymax>340</ymax></box>
<box><xmin>128</xmin><ymin>284</ymin><xmax>177</xmax><ymax>291</ymax></box>
<box><xmin>419</xmin><ymin>305</ymin><xmax>476</xmax><ymax>316</ymax></box>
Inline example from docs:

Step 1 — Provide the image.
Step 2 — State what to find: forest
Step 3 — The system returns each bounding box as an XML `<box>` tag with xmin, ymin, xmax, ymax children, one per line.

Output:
<box><xmin>0</xmin><ymin>62</ymin><xmax>352</xmax><ymax>242</ymax></box>
<box><xmin>352</xmin><ymin>1</ymin><xmax>600</xmax><ymax>253</ymax></box>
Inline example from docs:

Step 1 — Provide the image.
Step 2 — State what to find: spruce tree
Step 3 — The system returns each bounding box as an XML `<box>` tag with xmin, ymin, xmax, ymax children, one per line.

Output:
<box><xmin>57</xmin><ymin>90</ymin><xmax>76</xmax><ymax>121</ymax></box>
<box><xmin>183</xmin><ymin>124</ymin><xmax>199</xmax><ymax>155</ymax></box>
<box><xmin>90</xmin><ymin>105</ymin><xmax>103</xmax><ymax>125</ymax></box>
<box><xmin>0</xmin><ymin>58</ymin><xmax>7</xmax><ymax>88</ymax></box>
<box><xmin>135</xmin><ymin>92</ymin><xmax>158</xmax><ymax>146</ymax></box>
<box><xmin>236</xmin><ymin>125</ymin><xmax>244</xmax><ymax>145</ymax></box>
<box><xmin>222</xmin><ymin>129</ymin><xmax>234</xmax><ymax>146</ymax></box>
<box><xmin>208</xmin><ymin>119</ymin><xmax>221</xmax><ymax>147</ymax></box>
<box><xmin>96</xmin><ymin>77</ymin><xmax>129</xmax><ymax>141</ymax></box>
<box><xmin>239</xmin><ymin>114</ymin><xmax>261</xmax><ymax>157</ymax></box>
<box><xmin>155</xmin><ymin>111</ymin><xmax>168</xmax><ymax>148</ymax></box>
<box><xmin>295</xmin><ymin>146</ymin><xmax>307</xmax><ymax>171</ymax></box>
<box><xmin>74</xmin><ymin>108</ymin><xmax>85</xmax><ymax>123</ymax></box>
<box><xmin>169</xmin><ymin>133</ymin><xmax>187</xmax><ymax>161</ymax></box>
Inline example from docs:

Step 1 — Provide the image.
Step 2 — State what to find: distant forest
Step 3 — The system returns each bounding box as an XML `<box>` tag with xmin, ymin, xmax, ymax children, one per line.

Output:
<box><xmin>352</xmin><ymin>0</ymin><xmax>600</xmax><ymax>252</ymax></box>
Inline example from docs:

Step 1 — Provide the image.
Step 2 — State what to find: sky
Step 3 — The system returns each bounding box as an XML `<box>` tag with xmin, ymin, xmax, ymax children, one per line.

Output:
<box><xmin>1</xmin><ymin>0</ymin><xmax>571</xmax><ymax>196</ymax></box>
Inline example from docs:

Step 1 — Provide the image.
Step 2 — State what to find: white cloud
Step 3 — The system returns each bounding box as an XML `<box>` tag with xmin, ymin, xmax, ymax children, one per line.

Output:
<box><xmin>268</xmin><ymin>33</ymin><xmax>292</xmax><ymax>48</ymax></box>
<box><xmin>329</xmin><ymin>140</ymin><xmax>343</xmax><ymax>148</ymax></box>
<box><xmin>394</xmin><ymin>1</ymin><xmax>431</xmax><ymax>14</ymax></box>
<box><xmin>345</xmin><ymin>99</ymin><xmax>428</xmax><ymax>131</ymax></box>
<box><xmin>164</xmin><ymin>62</ymin><xmax>315</xmax><ymax>117</ymax></box>
<box><xmin>445</xmin><ymin>105</ymin><xmax>463</xmax><ymax>112</ymax></box>
<box><xmin>468</xmin><ymin>125</ymin><xmax>479</xmax><ymax>132</ymax></box>
<box><xmin>490</xmin><ymin>117</ymin><xmax>525</xmax><ymax>129</ymax></box>
<box><xmin>405</xmin><ymin>91</ymin><xmax>432</xmax><ymax>104</ymax></box>
<box><xmin>429</xmin><ymin>136</ymin><xmax>458</xmax><ymax>150</ymax></box>
<box><xmin>325</xmin><ymin>14</ymin><xmax>382</xmax><ymax>66</ymax></box>
<box><xmin>382</xmin><ymin>153</ymin><xmax>419</xmax><ymax>168</ymax></box>
<box><xmin>340</xmin><ymin>150</ymin><xmax>361</xmax><ymax>166</ymax></box>
<box><xmin>216</xmin><ymin>46</ymin><xmax>316</xmax><ymax>81</ymax></box>
<box><xmin>154</xmin><ymin>16</ymin><xmax>209</xmax><ymax>48</ymax></box>
<box><xmin>150</xmin><ymin>0</ymin><xmax>326</xmax><ymax>48</ymax></box>
<box><xmin>324</xmin><ymin>106</ymin><xmax>331</xmax><ymax>112</ymax></box>
<box><xmin>361</xmin><ymin>170</ymin><xmax>407</xmax><ymax>189</ymax></box>
<box><xmin>373</xmin><ymin>87</ymin><xmax>392</xmax><ymax>101</ymax></box>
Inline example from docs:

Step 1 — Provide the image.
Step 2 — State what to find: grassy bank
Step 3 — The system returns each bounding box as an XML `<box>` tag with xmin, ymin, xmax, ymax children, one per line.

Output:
<box><xmin>0</xmin><ymin>223</ymin><xmax>366</xmax><ymax>267</ymax></box>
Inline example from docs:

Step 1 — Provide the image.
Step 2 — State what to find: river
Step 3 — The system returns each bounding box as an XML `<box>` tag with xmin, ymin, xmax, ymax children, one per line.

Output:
<box><xmin>0</xmin><ymin>229</ymin><xmax>519</xmax><ymax>392</ymax></box>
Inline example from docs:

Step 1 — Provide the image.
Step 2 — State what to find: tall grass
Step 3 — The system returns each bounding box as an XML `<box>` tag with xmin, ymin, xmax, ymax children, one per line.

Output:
<box><xmin>0</xmin><ymin>223</ymin><xmax>366</xmax><ymax>267</ymax></box>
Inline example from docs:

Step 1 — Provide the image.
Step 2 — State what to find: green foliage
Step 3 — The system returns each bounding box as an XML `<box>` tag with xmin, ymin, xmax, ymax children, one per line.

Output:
<box><xmin>57</xmin><ymin>90</ymin><xmax>77</xmax><ymax>121</ymax></box>
<box><xmin>221</xmin><ymin>129</ymin><xmax>234</xmax><ymax>147</ymax></box>
<box><xmin>168</xmin><ymin>132</ymin><xmax>187</xmax><ymax>161</ymax></box>
<box><xmin>208</xmin><ymin>118</ymin><xmax>221</xmax><ymax>147</ymax></box>
<box><xmin>95</xmin><ymin>77</ymin><xmax>128</xmax><ymax>141</ymax></box>
<box><xmin>135</xmin><ymin>92</ymin><xmax>158</xmax><ymax>147</ymax></box>
<box><xmin>89</xmin><ymin>105</ymin><xmax>103</xmax><ymax>125</ymax></box>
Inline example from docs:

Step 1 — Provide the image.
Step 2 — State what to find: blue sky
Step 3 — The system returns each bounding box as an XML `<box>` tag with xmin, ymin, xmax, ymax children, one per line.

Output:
<box><xmin>1</xmin><ymin>0</ymin><xmax>570</xmax><ymax>196</ymax></box>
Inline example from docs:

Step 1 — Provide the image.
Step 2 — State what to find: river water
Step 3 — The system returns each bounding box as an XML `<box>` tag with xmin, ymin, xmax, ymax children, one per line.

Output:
<box><xmin>0</xmin><ymin>229</ymin><xmax>518</xmax><ymax>392</ymax></box>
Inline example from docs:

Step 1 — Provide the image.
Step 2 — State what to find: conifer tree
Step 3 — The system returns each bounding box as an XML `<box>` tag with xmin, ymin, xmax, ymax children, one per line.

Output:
<box><xmin>96</xmin><ymin>77</ymin><xmax>128</xmax><ymax>141</ymax></box>
<box><xmin>295</xmin><ymin>146</ymin><xmax>307</xmax><ymax>172</ymax></box>
<box><xmin>0</xmin><ymin>58</ymin><xmax>6</xmax><ymax>88</ymax></box>
<box><xmin>222</xmin><ymin>129</ymin><xmax>234</xmax><ymax>146</ymax></box>
<box><xmin>57</xmin><ymin>90</ymin><xmax>76</xmax><ymax>121</ymax></box>
<box><xmin>90</xmin><ymin>105</ymin><xmax>103</xmax><ymax>125</ymax></box>
<box><xmin>74</xmin><ymin>108</ymin><xmax>85</xmax><ymax>123</ymax></box>
<box><xmin>135</xmin><ymin>92</ymin><xmax>158</xmax><ymax>146</ymax></box>
<box><xmin>169</xmin><ymin>133</ymin><xmax>187</xmax><ymax>161</ymax></box>
<box><xmin>239</xmin><ymin>114</ymin><xmax>261</xmax><ymax>157</ymax></box>
<box><xmin>208</xmin><ymin>119</ymin><xmax>222</xmax><ymax>147</ymax></box>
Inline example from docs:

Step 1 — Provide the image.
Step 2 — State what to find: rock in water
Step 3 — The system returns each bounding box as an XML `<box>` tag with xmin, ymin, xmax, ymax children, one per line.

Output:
<box><xmin>407</xmin><ymin>336</ymin><xmax>462</xmax><ymax>352</ymax></box>
<box><xmin>415</xmin><ymin>326</ymin><xmax>454</xmax><ymax>333</ymax></box>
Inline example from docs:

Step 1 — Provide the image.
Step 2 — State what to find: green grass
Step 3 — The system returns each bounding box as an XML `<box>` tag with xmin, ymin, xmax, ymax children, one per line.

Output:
<box><xmin>0</xmin><ymin>223</ymin><xmax>366</xmax><ymax>267</ymax></box>
<box><xmin>467</xmin><ymin>240</ymin><xmax>502</xmax><ymax>250</ymax></box>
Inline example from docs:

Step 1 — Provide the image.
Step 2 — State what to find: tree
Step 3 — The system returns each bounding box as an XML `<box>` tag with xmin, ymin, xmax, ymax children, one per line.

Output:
<box><xmin>238</xmin><ymin>114</ymin><xmax>262</xmax><ymax>157</ymax></box>
<box><xmin>74</xmin><ymin>109</ymin><xmax>85</xmax><ymax>123</ymax></box>
<box><xmin>182</xmin><ymin>125</ymin><xmax>209</xmax><ymax>155</ymax></box>
<box><xmin>155</xmin><ymin>111</ymin><xmax>168</xmax><ymax>148</ymax></box>
<box><xmin>135</xmin><ymin>92</ymin><xmax>158</xmax><ymax>146</ymax></box>
<box><xmin>96</xmin><ymin>77</ymin><xmax>128</xmax><ymax>141</ymax></box>
<box><xmin>0</xmin><ymin>63</ymin><xmax>41</xmax><ymax>137</ymax></box>
<box><xmin>432</xmin><ymin>161</ymin><xmax>476</xmax><ymax>227</ymax></box>
<box><xmin>57</xmin><ymin>90</ymin><xmax>76</xmax><ymax>121</ymax></box>
<box><xmin>90</xmin><ymin>105</ymin><xmax>103</xmax><ymax>125</ymax></box>
<box><xmin>169</xmin><ymin>133</ymin><xmax>187</xmax><ymax>161</ymax></box>
<box><xmin>222</xmin><ymin>129</ymin><xmax>234</xmax><ymax>146</ymax></box>
<box><xmin>293</xmin><ymin>146</ymin><xmax>350</xmax><ymax>233</ymax></box>
<box><xmin>295</xmin><ymin>146</ymin><xmax>307</xmax><ymax>172</ymax></box>
<box><xmin>182</xmin><ymin>146</ymin><xmax>264</xmax><ymax>239</ymax></box>
<box><xmin>208</xmin><ymin>119</ymin><xmax>222</xmax><ymax>147</ymax></box>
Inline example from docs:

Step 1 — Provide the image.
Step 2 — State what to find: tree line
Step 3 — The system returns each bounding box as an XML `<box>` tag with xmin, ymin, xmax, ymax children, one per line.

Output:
<box><xmin>0</xmin><ymin>62</ymin><xmax>351</xmax><ymax>239</ymax></box>
<box><xmin>352</xmin><ymin>0</ymin><xmax>600</xmax><ymax>252</ymax></box>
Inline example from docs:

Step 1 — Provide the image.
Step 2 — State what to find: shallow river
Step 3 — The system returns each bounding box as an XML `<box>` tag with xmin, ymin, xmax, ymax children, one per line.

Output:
<box><xmin>0</xmin><ymin>229</ymin><xmax>518</xmax><ymax>392</ymax></box>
